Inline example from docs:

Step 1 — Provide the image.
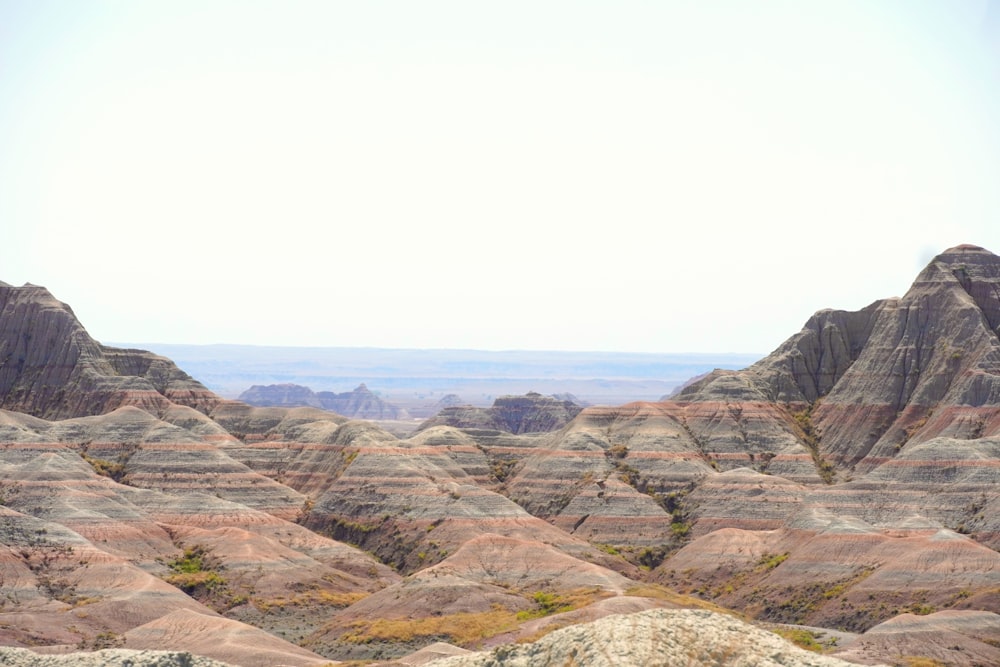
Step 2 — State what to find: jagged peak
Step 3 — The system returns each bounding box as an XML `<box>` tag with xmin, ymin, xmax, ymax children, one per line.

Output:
<box><xmin>906</xmin><ymin>244</ymin><xmax>1000</xmax><ymax>339</ymax></box>
<box><xmin>923</xmin><ymin>244</ymin><xmax>999</xmax><ymax>277</ymax></box>
<box><xmin>13</xmin><ymin>282</ymin><xmax>56</xmax><ymax>294</ymax></box>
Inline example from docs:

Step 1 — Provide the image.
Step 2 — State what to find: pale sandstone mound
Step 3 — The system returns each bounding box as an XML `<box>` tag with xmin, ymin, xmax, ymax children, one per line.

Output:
<box><xmin>0</xmin><ymin>647</ymin><xmax>234</xmax><ymax>667</ymax></box>
<box><xmin>429</xmin><ymin>608</ymin><xmax>878</xmax><ymax>667</ymax></box>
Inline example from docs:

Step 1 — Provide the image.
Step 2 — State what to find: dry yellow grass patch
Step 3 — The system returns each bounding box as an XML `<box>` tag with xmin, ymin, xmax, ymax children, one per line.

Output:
<box><xmin>516</xmin><ymin>587</ymin><xmax>613</xmax><ymax>621</ymax></box>
<box><xmin>255</xmin><ymin>590</ymin><xmax>368</xmax><ymax>612</ymax></box>
<box><xmin>340</xmin><ymin>588</ymin><xmax>613</xmax><ymax>647</ymax></box>
<box><xmin>901</xmin><ymin>658</ymin><xmax>948</xmax><ymax>667</ymax></box>
<box><xmin>340</xmin><ymin>608</ymin><xmax>521</xmax><ymax>646</ymax></box>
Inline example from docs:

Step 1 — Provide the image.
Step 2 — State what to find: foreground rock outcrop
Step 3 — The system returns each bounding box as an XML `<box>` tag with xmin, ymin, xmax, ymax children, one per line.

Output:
<box><xmin>0</xmin><ymin>648</ymin><xmax>235</xmax><ymax>667</ymax></box>
<box><xmin>429</xmin><ymin>608</ymin><xmax>877</xmax><ymax>667</ymax></box>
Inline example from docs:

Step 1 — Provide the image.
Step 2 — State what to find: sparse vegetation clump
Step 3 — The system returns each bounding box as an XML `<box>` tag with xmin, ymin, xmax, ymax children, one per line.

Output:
<box><xmin>160</xmin><ymin>545</ymin><xmax>245</xmax><ymax>611</ymax></box>
<box><xmin>0</xmin><ymin>482</ymin><xmax>20</xmax><ymax>506</ymax></box>
<box><xmin>756</xmin><ymin>552</ymin><xmax>790</xmax><ymax>571</ymax></box>
<box><xmin>81</xmin><ymin>454</ymin><xmax>127</xmax><ymax>483</ymax></box>
<box><xmin>340</xmin><ymin>588</ymin><xmax>610</xmax><ymax>649</ymax></box>
<box><xmin>606</xmin><ymin>443</ymin><xmax>629</xmax><ymax>459</ymax></box>
<box><xmin>772</xmin><ymin>627</ymin><xmax>824</xmax><ymax>652</ymax></box>
<box><xmin>516</xmin><ymin>591</ymin><xmax>574</xmax><ymax>620</ymax></box>
<box><xmin>595</xmin><ymin>543</ymin><xmax>620</xmax><ymax>556</ymax></box>
<box><xmin>77</xmin><ymin>630</ymin><xmax>124</xmax><ymax>650</ymax></box>
<box><xmin>901</xmin><ymin>658</ymin><xmax>949</xmax><ymax>667</ymax></box>
<box><xmin>637</xmin><ymin>545</ymin><xmax>668</xmax><ymax>569</ymax></box>
<box><xmin>490</xmin><ymin>457</ymin><xmax>518</xmax><ymax>483</ymax></box>
<box><xmin>164</xmin><ymin>545</ymin><xmax>226</xmax><ymax>593</ymax></box>
<box><xmin>791</xmin><ymin>404</ymin><xmax>836</xmax><ymax>484</ymax></box>
<box><xmin>254</xmin><ymin>589</ymin><xmax>368</xmax><ymax>613</ymax></box>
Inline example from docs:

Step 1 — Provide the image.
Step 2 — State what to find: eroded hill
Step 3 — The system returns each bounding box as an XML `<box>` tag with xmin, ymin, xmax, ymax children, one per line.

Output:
<box><xmin>2</xmin><ymin>246</ymin><xmax>1000</xmax><ymax>666</ymax></box>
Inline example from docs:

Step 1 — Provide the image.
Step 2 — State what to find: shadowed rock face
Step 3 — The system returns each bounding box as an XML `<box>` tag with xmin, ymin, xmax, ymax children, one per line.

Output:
<box><xmin>419</xmin><ymin>392</ymin><xmax>583</xmax><ymax>434</ymax></box>
<box><xmin>0</xmin><ymin>284</ymin><xmax>220</xmax><ymax>420</ymax></box>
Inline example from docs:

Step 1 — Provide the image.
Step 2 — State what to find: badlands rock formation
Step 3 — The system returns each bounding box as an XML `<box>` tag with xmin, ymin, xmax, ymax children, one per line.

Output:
<box><xmin>419</xmin><ymin>392</ymin><xmax>583</xmax><ymax>434</ymax></box>
<box><xmin>0</xmin><ymin>283</ymin><xmax>220</xmax><ymax>420</ymax></box>
<box><xmin>677</xmin><ymin>243</ymin><xmax>1000</xmax><ymax>471</ymax></box>
<box><xmin>3</xmin><ymin>245</ymin><xmax>1000</xmax><ymax>666</ymax></box>
<box><xmin>239</xmin><ymin>382</ymin><xmax>409</xmax><ymax>419</ymax></box>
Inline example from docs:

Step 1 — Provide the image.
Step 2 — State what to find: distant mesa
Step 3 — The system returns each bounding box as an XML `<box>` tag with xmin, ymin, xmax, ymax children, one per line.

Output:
<box><xmin>238</xmin><ymin>382</ymin><xmax>408</xmax><ymax>420</ymax></box>
<box><xmin>435</xmin><ymin>393</ymin><xmax>466</xmax><ymax>408</ymax></box>
<box><xmin>238</xmin><ymin>382</ymin><xmax>318</xmax><ymax>407</ymax></box>
<box><xmin>419</xmin><ymin>391</ymin><xmax>583</xmax><ymax>434</ymax></box>
<box><xmin>552</xmin><ymin>391</ymin><xmax>589</xmax><ymax>406</ymax></box>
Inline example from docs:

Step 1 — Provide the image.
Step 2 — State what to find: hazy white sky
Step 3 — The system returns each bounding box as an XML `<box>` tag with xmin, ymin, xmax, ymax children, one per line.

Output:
<box><xmin>2</xmin><ymin>1</ymin><xmax>998</xmax><ymax>353</ymax></box>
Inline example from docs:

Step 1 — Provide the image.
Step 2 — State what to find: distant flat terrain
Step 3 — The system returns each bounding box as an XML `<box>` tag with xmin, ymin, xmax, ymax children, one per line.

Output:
<box><xmin>117</xmin><ymin>344</ymin><xmax>761</xmax><ymax>408</ymax></box>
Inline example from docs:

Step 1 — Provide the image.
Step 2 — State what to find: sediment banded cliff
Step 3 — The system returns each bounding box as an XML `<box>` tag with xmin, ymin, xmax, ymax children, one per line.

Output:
<box><xmin>3</xmin><ymin>248</ymin><xmax>1000</xmax><ymax>666</ymax></box>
